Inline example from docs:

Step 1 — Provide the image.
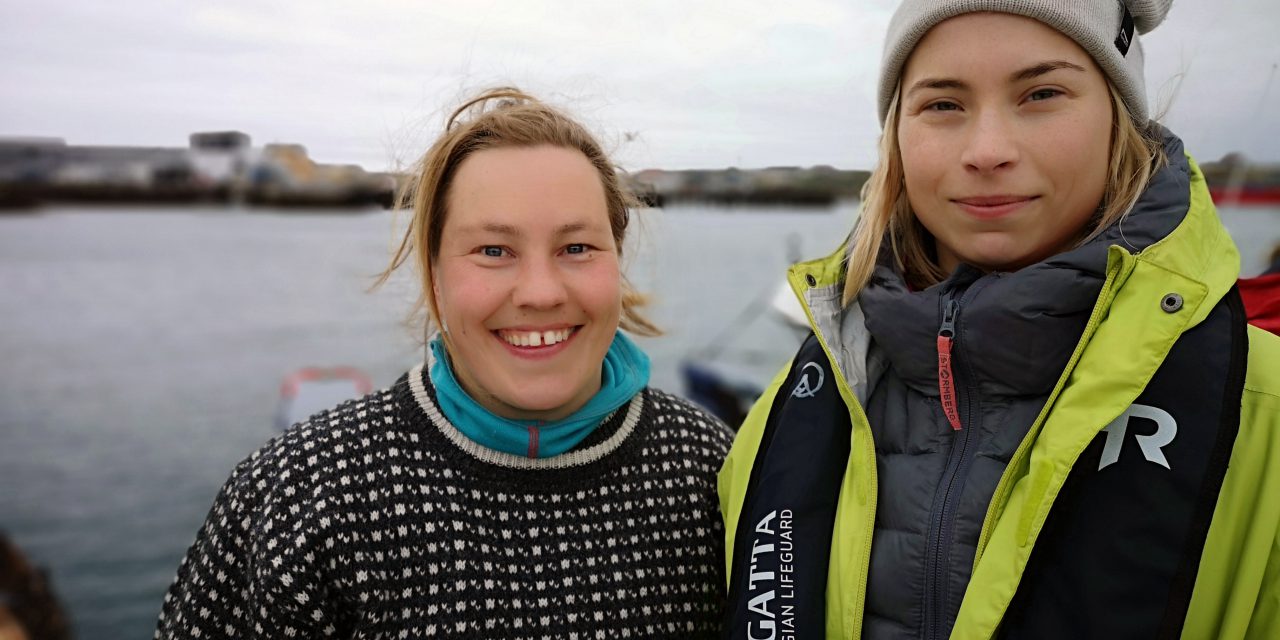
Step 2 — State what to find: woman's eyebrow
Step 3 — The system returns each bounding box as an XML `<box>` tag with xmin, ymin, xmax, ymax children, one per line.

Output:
<box><xmin>1011</xmin><ymin>60</ymin><xmax>1087</xmax><ymax>82</ymax></box>
<box><xmin>554</xmin><ymin>221</ymin><xmax>610</xmax><ymax>238</ymax></box>
<box><xmin>905</xmin><ymin>60</ymin><xmax>1088</xmax><ymax>99</ymax></box>
<box><xmin>473</xmin><ymin>222</ymin><xmax>521</xmax><ymax>237</ymax></box>
<box><xmin>905</xmin><ymin>77</ymin><xmax>967</xmax><ymax>99</ymax></box>
<box><xmin>456</xmin><ymin>221</ymin><xmax>601</xmax><ymax>237</ymax></box>
<box><xmin>449</xmin><ymin>222</ymin><xmax>522</xmax><ymax>239</ymax></box>
<box><xmin>554</xmin><ymin>222</ymin><xmax>587</xmax><ymax>236</ymax></box>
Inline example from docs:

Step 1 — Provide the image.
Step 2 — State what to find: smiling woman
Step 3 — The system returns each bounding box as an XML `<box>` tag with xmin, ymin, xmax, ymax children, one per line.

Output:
<box><xmin>154</xmin><ymin>89</ymin><xmax>733</xmax><ymax>638</ymax></box>
<box><xmin>719</xmin><ymin>2</ymin><xmax>1280</xmax><ymax>639</ymax></box>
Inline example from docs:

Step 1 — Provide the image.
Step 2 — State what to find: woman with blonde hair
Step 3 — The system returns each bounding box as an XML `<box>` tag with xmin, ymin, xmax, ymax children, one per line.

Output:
<box><xmin>721</xmin><ymin>1</ymin><xmax>1280</xmax><ymax>638</ymax></box>
<box><xmin>157</xmin><ymin>88</ymin><xmax>732</xmax><ymax>638</ymax></box>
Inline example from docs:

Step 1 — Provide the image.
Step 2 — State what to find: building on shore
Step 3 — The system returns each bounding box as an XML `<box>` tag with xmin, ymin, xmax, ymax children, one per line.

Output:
<box><xmin>0</xmin><ymin>132</ymin><xmax>394</xmax><ymax>209</ymax></box>
<box><xmin>628</xmin><ymin>165</ymin><xmax>871</xmax><ymax>207</ymax></box>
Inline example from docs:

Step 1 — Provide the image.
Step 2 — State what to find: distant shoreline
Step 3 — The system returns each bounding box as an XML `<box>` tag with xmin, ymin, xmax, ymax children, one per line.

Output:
<box><xmin>5</xmin><ymin>133</ymin><xmax>1279</xmax><ymax>211</ymax></box>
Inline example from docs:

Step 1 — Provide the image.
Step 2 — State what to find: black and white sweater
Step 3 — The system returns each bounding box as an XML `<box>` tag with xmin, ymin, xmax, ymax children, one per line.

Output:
<box><xmin>155</xmin><ymin>364</ymin><xmax>734</xmax><ymax>639</ymax></box>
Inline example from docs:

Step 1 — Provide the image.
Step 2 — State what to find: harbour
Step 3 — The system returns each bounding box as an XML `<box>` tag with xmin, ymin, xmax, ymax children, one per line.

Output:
<box><xmin>1</xmin><ymin>202</ymin><xmax>1277</xmax><ymax>638</ymax></box>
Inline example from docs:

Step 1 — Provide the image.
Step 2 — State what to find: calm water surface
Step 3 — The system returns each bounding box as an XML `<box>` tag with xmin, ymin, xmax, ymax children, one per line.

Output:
<box><xmin>1</xmin><ymin>203</ymin><xmax>1276</xmax><ymax>639</ymax></box>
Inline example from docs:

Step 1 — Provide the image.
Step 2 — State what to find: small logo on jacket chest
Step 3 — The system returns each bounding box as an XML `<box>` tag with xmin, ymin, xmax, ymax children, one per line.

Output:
<box><xmin>790</xmin><ymin>362</ymin><xmax>825</xmax><ymax>399</ymax></box>
<box><xmin>1098</xmin><ymin>403</ymin><xmax>1178</xmax><ymax>470</ymax></box>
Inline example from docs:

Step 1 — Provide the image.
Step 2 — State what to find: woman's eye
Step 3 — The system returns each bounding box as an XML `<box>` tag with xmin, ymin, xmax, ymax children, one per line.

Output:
<box><xmin>924</xmin><ymin>100</ymin><xmax>961</xmax><ymax>113</ymax></box>
<box><xmin>1029</xmin><ymin>89</ymin><xmax>1061</xmax><ymax>102</ymax></box>
<box><xmin>480</xmin><ymin>246</ymin><xmax>505</xmax><ymax>258</ymax></box>
<box><xmin>565</xmin><ymin>244</ymin><xmax>588</xmax><ymax>255</ymax></box>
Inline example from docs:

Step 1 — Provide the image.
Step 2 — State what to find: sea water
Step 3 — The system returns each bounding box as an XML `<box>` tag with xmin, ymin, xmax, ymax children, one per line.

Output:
<box><xmin>0</xmin><ymin>202</ymin><xmax>1275</xmax><ymax>639</ymax></box>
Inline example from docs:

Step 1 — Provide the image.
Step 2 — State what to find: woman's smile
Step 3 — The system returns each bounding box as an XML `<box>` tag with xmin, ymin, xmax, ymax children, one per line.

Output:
<box><xmin>951</xmin><ymin>194</ymin><xmax>1040</xmax><ymax>220</ymax></box>
<box><xmin>496</xmin><ymin>326</ymin><xmax>578</xmax><ymax>348</ymax></box>
<box><xmin>493</xmin><ymin>325</ymin><xmax>582</xmax><ymax>360</ymax></box>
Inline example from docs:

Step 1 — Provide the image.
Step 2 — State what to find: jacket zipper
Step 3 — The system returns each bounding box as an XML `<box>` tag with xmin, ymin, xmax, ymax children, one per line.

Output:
<box><xmin>937</xmin><ymin>299</ymin><xmax>962</xmax><ymax>430</ymax></box>
<box><xmin>527</xmin><ymin>421</ymin><xmax>542</xmax><ymax>458</ymax></box>
<box><xmin>925</xmin><ymin>291</ymin><xmax>980</xmax><ymax>640</ymax></box>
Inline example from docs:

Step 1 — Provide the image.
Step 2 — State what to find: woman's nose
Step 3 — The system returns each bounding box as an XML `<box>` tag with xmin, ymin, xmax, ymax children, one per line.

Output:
<box><xmin>512</xmin><ymin>257</ymin><xmax>569</xmax><ymax>309</ymax></box>
<box><xmin>960</xmin><ymin>109</ymin><xmax>1020</xmax><ymax>174</ymax></box>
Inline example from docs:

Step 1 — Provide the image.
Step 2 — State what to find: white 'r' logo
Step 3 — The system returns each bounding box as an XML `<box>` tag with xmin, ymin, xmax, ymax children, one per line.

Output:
<box><xmin>1098</xmin><ymin>403</ymin><xmax>1178</xmax><ymax>471</ymax></box>
<box><xmin>790</xmin><ymin>362</ymin><xmax>824</xmax><ymax>399</ymax></box>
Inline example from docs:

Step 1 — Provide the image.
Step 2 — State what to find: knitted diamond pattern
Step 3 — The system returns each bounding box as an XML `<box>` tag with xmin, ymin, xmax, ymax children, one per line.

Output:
<box><xmin>155</xmin><ymin>369</ymin><xmax>733</xmax><ymax>639</ymax></box>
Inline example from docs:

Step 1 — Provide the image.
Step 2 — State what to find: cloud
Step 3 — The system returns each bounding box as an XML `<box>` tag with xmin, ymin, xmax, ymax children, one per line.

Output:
<box><xmin>2</xmin><ymin>0</ymin><xmax>1277</xmax><ymax>171</ymax></box>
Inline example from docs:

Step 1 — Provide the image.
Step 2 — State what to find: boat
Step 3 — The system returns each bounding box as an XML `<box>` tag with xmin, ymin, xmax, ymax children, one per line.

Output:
<box><xmin>680</xmin><ymin>230</ymin><xmax>813</xmax><ymax>429</ymax></box>
<box><xmin>275</xmin><ymin>366</ymin><xmax>373</xmax><ymax>430</ymax></box>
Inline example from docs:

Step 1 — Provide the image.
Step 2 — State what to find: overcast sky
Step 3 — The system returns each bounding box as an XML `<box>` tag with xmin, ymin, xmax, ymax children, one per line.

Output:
<box><xmin>2</xmin><ymin>0</ymin><xmax>1278</xmax><ymax>171</ymax></box>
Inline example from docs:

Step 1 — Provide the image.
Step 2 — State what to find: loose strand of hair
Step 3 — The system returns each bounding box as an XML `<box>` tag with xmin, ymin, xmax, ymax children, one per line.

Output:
<box><xmin>1083</xmin><ymin>86</ymin><xmax>1167</xmax><ymax>247</ymax></box>
<box><xmin>843</xmin><ymin>90</ymin><xmax>908</xmax><ymax>305</ymax></box>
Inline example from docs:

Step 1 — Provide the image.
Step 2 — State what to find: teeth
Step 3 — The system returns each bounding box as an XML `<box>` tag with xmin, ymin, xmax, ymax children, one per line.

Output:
<box><xmin>500</xmin><ymin>328</ymin><xmax>573</xmax><ymax>347</ymax></box>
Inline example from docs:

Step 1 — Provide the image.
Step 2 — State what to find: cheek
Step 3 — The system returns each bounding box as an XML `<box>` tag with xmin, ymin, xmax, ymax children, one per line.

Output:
<box><xmin>899</xmin><ymin>155</ymin><xmax>943</xmax><ymax>232</ymax></box>
<box><xmin>1043</xmin><ymin>114</ymin><xmax>1111</xmax><ymax>213</ymax></box>
<box><xmin>577</xmin><ymin>258</ymin><xmax>623</xmax><ymax>317</ymax></box>
<box><xmin>898</xmin><ymin>128</ymin><xmax>922</xmax><ymax>182</ymax></box>
<box><xmin>898</xmin><ymin>127</ymin><xmax>947</xmax><ymax>204</ymax></box>
<box><xmin>436</xmin><ymin>264</ymin><xmax>504</xmax><ymax>326</ymax></box>
<box><xmin>1046</xmin><ymin>104</ymin><xmax>1111</xmax><ymax>173</ymax></box>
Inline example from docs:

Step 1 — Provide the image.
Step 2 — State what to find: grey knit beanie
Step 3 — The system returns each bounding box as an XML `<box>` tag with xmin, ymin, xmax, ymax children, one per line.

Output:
<box><xmin>878</xmin><ymin>0</ymin><xmax>1173</xmax><ymax>125</ymax></box>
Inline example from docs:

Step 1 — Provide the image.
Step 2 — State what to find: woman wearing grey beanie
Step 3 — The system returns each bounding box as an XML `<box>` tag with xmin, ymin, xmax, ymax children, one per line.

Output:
<box><xmin>721</xmin><ymin>1</ymin><xmax>1280</xmax><ymax>638</ymax></box>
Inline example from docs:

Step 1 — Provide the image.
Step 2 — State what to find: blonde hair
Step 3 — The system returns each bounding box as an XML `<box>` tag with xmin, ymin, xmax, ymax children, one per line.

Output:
<box><xmin>375</xmin><ymin>88</ymin><xmax>660</xmax><ymax>339</ymax></box>
<box><xmin>842</xmin><ymin>81</ymin><xmax>1167</xmax><ymax>305</ymax></box>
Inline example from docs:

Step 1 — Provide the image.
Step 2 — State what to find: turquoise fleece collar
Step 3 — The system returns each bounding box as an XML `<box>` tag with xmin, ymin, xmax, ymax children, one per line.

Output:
<box><xmin>428</xmin><ymin>332</ymin><xmax>650</xmax><ymax>458</ymax></box>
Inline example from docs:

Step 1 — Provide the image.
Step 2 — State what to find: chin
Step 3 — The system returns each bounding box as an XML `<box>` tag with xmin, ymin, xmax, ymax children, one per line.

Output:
<box><xmin>505</xmin><ymin>395</ymin><xmax>571</xmax><ymax>414</ymax></box>
<box><xmin>498</xmin><ymin>382</ymin><xmax>584</xmax><ymax>416</ymax></box>
<box><xmin>969</xmin><ymin>255</ymin><xmax>1029</xmax><ymax>272</ymax></box>
<box><xmin>956</xmin><ymin>239</ymin><xmax>1040</xmax><ymax>272</ymax></box>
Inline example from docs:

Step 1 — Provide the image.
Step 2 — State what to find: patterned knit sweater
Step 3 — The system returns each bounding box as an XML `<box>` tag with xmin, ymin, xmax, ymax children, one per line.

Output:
<box><xmin>155</xmin><ymin>364</ymin><xmax>734</xmax><ymax>639</ymax></box>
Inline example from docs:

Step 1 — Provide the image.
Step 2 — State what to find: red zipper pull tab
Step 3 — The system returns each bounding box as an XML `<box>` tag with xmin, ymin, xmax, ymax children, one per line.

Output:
<box><xmin>527</xmin><ymin>422</ymin><xmax>542</xmax><ymax>458</ymax></box>
<box><xmin>938</xmin><ymin>299</ymin><xmax>962</xmax><ymax>431</ymax></box>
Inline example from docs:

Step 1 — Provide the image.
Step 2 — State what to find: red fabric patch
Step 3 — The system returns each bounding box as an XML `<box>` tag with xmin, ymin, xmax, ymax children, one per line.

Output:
<box><xmin>1240</xmin><ymin>273</ymin><xmax>1280</xmax><ymax>336</ymax></box>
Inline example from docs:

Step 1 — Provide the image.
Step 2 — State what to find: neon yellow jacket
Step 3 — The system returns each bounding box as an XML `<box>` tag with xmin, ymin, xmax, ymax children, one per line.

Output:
<box><xmin>719</xmin><ymin>155</ymin><xmax>1280</xmax><ymax>639</ymax></box>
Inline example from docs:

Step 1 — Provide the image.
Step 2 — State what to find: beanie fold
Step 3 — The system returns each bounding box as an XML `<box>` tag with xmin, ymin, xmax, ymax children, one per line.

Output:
<box><xmin>877</xmin><ymin>0</ymin><xmax>1173</xmax><ymax>126</ymax></box>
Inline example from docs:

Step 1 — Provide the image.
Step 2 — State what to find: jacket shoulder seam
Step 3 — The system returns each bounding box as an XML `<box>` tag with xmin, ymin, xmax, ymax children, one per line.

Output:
<box><xmin>1242</xmin><ymin>384</ymin><xmax>1280</xmax><ymax>400</ymax></box>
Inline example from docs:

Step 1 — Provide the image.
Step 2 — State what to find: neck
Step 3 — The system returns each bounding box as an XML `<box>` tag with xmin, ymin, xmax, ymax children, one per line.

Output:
<box><xmin>426</xmin><ymin>333</ymin><xmax>651</xmax><ymax>458</ymax></box>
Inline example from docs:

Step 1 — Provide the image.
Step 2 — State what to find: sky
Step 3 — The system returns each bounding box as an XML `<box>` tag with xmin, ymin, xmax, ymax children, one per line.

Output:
<box><xmin>2</xmin><ymin>0</ymin><xmax>1278</xmax><ymax>172</ymax></box>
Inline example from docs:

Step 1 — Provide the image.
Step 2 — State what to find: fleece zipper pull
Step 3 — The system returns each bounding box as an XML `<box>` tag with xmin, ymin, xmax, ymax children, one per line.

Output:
<box><xmin>937</xmin><ymin>298</ymin><xmax>962</xmax><ymax>431</ymax></box>
<box><xmin>527</xmin><ymin>422</ymin><xmax>543</xmax><ymax>458</ymax></box>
